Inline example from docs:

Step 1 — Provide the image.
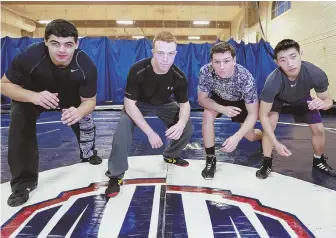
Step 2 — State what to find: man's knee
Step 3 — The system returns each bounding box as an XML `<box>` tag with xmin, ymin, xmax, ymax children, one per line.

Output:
<box><xmin>244</xmin><ymin>132</ymin><xmax>256</xmax><ymax>142</ymax></box>
<box><xmin>10</xmin><ymin>101</ymin><xmax>34</xmax><ymax>118</ymax></box>
<box><xmin>203</xmin><ymin>109</ymin><xmax>217</xmax><ymax>124</ymax></box>
<box><xmin>310</xmin><ymin>123</ymin><xmax>325</xmax><ymax>137</ymax></box>
<box><xmin>9</xmin><ymin>105</ymin><xmax>38</xmax><ymax>135</ymax></box>
<box><xmin>113</xmin><ymin>112</ymin><xmax>135</xmax><ymax>142</ymax></box>
<box><xmin>79</xmin><ymin>113</ymin><xmax>95</xmax><ymax>127</ymax></box>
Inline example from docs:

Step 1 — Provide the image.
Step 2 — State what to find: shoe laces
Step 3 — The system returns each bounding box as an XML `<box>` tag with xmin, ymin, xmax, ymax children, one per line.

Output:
<box><xmin>320</xmin><ymin>155</ymin><xmax>332</xmax><ymax>170</ymax></box>
<box><xmin>165</xmin><ymin>157</ymin><xmax>177</xmax><ymax>164</ymax></box>
<box><xmin>321</xmin><ymin>155</ymin><xmax>328</xmax><ymax>162</ymax></box>
<box><xmin>260</xmin><ymin>159</ymin><xmax>272</xmax><ymax>172</ymax></box>
<box><xmin>205</xmin><ymin>156</ymin><xmax>215</xmax><ymax>171</ymax></box>
<box><xmin>110</xmin><ymin>178</ymin><xmax>122</xmax><ymax>185</ymax></box>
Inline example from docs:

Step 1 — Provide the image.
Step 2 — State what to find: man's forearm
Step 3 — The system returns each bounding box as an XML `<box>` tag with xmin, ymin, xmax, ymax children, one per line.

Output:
<box><xmin>234</xmin><ymin>112</ymin><xmax>257</xmax><ymax>139</ymax></box>
<box><xmin>199</xmin><ymin>97</ymin><xmax>221</xmax><ymax>112</ymax></box>
<box><xmin>0</xmin><ymin>83</ymin><xmax>36</xmax><ymax>103</ymax></box>
<box><xmin>260</xmin><ymin>115</ymin><xmax>278</xmax><ymax>145</ymax></box>
<box><xmin>125</xmin><ymin>104</ymin><xmax>154</xmax><ymax>135</ymax></box>
<box><xmin>178</xmin><ymin>102</ymin><xmax>190</xmax><ymax>126</ymax></box>
<box><xmin>77</xmin><ymin>99</ymin><xmax>96</xmax><ymax>117</ymax></box>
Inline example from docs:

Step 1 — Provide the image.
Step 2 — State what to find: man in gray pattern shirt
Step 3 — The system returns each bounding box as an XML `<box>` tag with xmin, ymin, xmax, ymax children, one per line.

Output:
<box><xmin>257</xmin><ymin>39</ymin><xmax>335</xmax><ymax>179</ymax></box>
<box><xmin>198</xmin><ymin>42</ymin><xmax>262</xmax><ymax>179</ymax></box>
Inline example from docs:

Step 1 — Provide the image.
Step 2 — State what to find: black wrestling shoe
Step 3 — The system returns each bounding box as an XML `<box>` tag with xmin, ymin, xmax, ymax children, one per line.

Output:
<box><xmin>313</xmin><ymin>155</ymin><xmax>336</xmax><ymax>177</ymax></box>
<box><xmin>201</xmin><ymin>155</ymin><xmax>216</xmax><ymax>180</ymax></box>
<box><xmin>256</xmin><ymin>156</ymin><xmax>272</xmax><ymax>179</ymax></box>
<box><xmin>105</xmin><ymin>178</ymin><xmax>123</xmax><ymax>198</ymax></box>
<box><xmin>81</xmin><ymin>150</ymin><xmax>102</xmax><ymax>165</ymax></box>
<box><xmin>7</xmin><ymin>183</ymin><xmax>37</xmax><ymax>207</ymax></box>
<box><xmin>163</xmin><ymin>156</ymin><xmax>189</xmax><ymax>167</ymax></box>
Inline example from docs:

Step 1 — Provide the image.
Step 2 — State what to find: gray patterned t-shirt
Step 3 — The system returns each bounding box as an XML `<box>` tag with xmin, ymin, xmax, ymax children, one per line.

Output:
<box><xmin>198</xmin><ymin>63</ymin><xmax>258</xmax><ymax>104</ymax></box>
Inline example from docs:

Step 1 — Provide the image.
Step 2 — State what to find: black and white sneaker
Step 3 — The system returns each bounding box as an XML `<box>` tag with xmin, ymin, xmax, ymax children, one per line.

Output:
<box><xmin>201</xmin><ymin>155</ymin><xmax>216</xmax><ymax>180</ymax></box>
<box><xmin>256</xmin><ymin>157</ymin><xmax>272</xmax><ymax>179</ymax></box>
<box><xmin>313</xmin><ymin>155</ymin><xmax>336</xmax><ymax>177</ymax></box>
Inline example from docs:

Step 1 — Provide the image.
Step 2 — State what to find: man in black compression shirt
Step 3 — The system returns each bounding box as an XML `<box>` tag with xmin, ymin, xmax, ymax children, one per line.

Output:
<box><xmin>0</xmin><ymin>19</ymin><xmax>102</xmax><ymax>207</ymax></box>
<box><xmin>105</xmin><ymin>31</ymin><xmax>193</xmax><ymax>198</ymax></box>
<box><xmin>257</xmin><ymin>39</ymin><xmax>335</xmax><ymax>179</ymax></box>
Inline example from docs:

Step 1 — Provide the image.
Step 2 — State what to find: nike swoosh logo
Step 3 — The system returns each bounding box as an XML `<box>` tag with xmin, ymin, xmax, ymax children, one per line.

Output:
<box><xmin>71</xmin><ymin>69</ymin><xmax>78</xmax><ymax>72</ymax></box>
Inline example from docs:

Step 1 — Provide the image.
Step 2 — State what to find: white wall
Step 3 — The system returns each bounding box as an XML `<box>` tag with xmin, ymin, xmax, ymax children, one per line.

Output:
<box><xmin>1</xmin><ymin>23</ymin><xmax>21</xmax><ymax>37</ymax></box>
<box><xmin>265</xmin><ymin>1</ymin><xmax>336</xmax><ymax>100</ymax></box>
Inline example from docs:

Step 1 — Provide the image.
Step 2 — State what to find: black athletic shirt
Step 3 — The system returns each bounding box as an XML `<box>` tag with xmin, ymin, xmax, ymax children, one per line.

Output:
<box><xmin>5</xmin><ymin>42</ymin><xmax>97</xmax><ymax>108</ymax></box>
<box><xmin>125</xmin><ymin>58</ymin><xmax>189</xmax><ymax>106</ymax></box>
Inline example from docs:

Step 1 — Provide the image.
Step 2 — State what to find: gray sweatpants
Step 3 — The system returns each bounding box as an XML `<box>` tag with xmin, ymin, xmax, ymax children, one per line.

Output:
<box><xmin>106</xmin><ymin>100</ymin><xmax>193</xmax><ymax>178</ymax></box>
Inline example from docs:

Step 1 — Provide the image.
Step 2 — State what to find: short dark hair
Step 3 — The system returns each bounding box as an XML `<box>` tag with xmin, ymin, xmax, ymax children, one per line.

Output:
<box><xmin>45</xmin><ymin>19</ymin><xmax>78</xmax><ymax>42</ymax></box>
<box><xmin>273</xmin><ymin>39</ymin><xmax>300</xmax><ymax>59</ymax></box>
<box><xmin>210</xmin><ymin>42</ymin><xmax>236</xmax><ymax>59</ymax></box>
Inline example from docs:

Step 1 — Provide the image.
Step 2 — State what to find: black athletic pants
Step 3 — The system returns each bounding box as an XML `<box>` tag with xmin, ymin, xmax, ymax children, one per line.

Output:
<box><xmin>7</xmin><ymin>100</ymin><xmax>96</xmax><ymax>191</ymax></box>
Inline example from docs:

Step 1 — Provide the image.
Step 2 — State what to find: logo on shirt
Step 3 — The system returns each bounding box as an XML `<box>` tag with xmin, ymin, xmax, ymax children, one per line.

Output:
<box><xmin>71</xmin><ymin>69</ymin><xmax>78</xmax><ymax>72</ymax></box>
<box><xmin>291</xmin><ymin>83</ymin><xmax>296</xmax><ymax>87</ymax></box>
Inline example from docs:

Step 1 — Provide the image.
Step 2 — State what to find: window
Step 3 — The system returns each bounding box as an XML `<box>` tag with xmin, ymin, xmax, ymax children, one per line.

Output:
<box><xmin>271</xmin><ymin>1</ymin><xmax>291</xmax><ymax>19</ymax></box>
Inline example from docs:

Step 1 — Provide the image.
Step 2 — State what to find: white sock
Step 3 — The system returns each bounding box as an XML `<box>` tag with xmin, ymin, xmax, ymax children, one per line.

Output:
<box><xmin>314</xmin><ymin>154</ymin><xmax>321</xmax><ymax>159</ymax></box>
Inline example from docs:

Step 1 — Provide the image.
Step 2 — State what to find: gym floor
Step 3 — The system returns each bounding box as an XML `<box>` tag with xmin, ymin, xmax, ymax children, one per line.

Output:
<box><xmin>1</xmin><ymin>110</ymin><xmax>336</xmax><ymax>237</ymax></box>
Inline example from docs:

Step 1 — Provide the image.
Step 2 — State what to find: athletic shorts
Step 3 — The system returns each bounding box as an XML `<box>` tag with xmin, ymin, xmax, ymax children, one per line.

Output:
<box><xmin>271</xmin><ymin>94</ymin><xmax>322</xmax><ymax>124</ymax></box>
<box><xmin>210</xmin><ymin>94</ymin><xmax>248</xmax><ymax>123</ymax></box>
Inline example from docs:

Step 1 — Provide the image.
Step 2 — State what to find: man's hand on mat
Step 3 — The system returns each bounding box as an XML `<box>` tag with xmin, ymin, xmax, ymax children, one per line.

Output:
<box><xmin>61</xmin><ymin>107</ymin><xmax>84</xmax><ymax>126</ymax></box>
<box><xmin>32</xmin><ymin>91</ymin><xmax>59</xmax><ymax>109</ymax></box>
<box><xmin>165</xmin><ymin>122</ymin><xmax>184</xmax><ymax>140</ymax></box>
<box><xmin>274</xmin><ymin>142</ymin><xmax>292</xmax><ymax>157</ymax></box>
<box><xmin>221</xmin><ymin>135</ymin><xmax>240</xmax><ymax>152</ymax></box>
<box><xmin>147</xmin><ymin>131</ymin><xmax>163</xmax><ymax>149</ymax></box>
<box><xmin>221</xmin><ymin>106</ymin><xmax>242</xmax><ymax>118</ymax></box>
<box><xmin>307</xmin><ymin>98</ymin><xmax>324</xmax><ymax>110</ymax></box>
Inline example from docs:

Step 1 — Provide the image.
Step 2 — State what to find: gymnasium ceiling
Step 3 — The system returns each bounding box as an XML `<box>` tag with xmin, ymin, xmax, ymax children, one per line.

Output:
<box><xmin>1</xmin><ymin>1</ymin><xmax>248</xmax><ymax>43</ymax></box>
